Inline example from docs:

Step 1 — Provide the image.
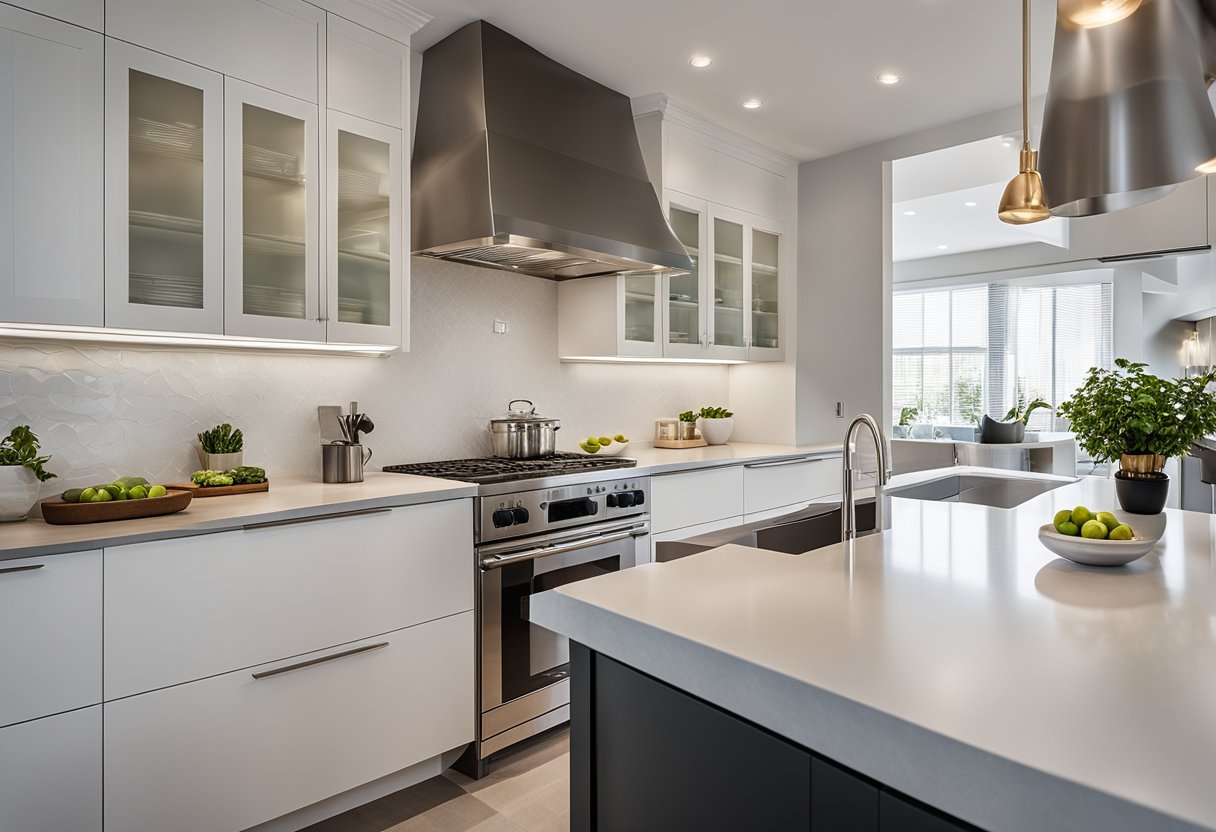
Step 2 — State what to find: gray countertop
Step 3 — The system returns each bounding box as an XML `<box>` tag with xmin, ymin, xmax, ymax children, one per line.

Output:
<box><xmin>531</xmin><ymin>473</ymin><xmax>1216</xmax><ymax>832</ymax></box>
<box><xmin>0</xmin><ymin>473</ymin><xmax>477</xmax><ymax>561</ymax></box>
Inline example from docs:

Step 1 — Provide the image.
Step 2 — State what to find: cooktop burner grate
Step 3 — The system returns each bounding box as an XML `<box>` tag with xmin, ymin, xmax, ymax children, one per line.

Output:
<box><xmin>383</xmin><ymin>452</ymin><xmax>637</xmax><ymax>484</ymax></box>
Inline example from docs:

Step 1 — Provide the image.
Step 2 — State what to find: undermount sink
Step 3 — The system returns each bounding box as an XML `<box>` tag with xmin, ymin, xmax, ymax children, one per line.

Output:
<box><xmin>886</xmin><ymin>473</ymin><xmax>1072</xmax><ymax>509</ymax></box>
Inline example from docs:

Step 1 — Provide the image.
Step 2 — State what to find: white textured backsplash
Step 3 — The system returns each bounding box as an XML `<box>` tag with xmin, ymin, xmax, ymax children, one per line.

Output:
<box><xmin>0</xmin><ymin>258</ymin><xmax>729</xmax><ymax>500</ymax></box>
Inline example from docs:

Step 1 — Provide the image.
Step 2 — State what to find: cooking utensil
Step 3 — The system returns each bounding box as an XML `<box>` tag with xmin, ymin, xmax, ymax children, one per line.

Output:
<box><xmin>488</xmin><ymin>399</ymin><xmax>560</xmax><ymax>459</ymax></box>
<box><xmin>323</xmin><ymin>442</ymin><xmax>373</xmax><ymax>483</ymax></box>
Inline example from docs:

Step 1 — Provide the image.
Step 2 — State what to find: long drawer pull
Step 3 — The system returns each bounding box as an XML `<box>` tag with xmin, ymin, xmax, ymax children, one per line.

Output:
<box><xmin>251</xmin><ymin>641</ymin><xmax>389</xmax><ymax>680</ymax></box>
<box><xmin>242</xmin><ymin>507</ymin><xmax>392</xmax><ymax>532</ymax></box>
<box><xmin>0</xmin><ymin>563</ymin><xmax>44</xmax><ymax>575</ymax></box>
<box><xmin>744</xmin><ymin>457</ymin><xmax>822</xmax><ymax>469</ymax></box>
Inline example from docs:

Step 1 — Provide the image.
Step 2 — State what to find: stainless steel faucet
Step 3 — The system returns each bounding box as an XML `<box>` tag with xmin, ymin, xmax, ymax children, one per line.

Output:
<box><xmin>842</xmin><ymin>413</ymin><xmax>891</xmax><ymax>542</ymax></box>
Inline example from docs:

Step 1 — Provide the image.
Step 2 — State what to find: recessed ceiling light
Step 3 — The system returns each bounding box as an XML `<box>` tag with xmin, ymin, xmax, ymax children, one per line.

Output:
<box><xmin>937</xmin><ymin>244</ymin><xmax>949</xmax><ymax>250</ymax></box>
<box><xmin>690</xmin><ymin>55</ymin><xmax>712</xmax><ymax>68</ymax></box>
<box><xmin>964</xmin><ymin>201</ymin><xmax>978</xmax><ymax>207</ymax></box>
<box><xmin>741</xmin><ymin>98</ymin><xmax>763</xmax><ymax>110</ymax></box>
<box><xmin>877</xmin><ymin>73</ymin><xmax>902</xmax><ymax>86</ymax></box>
<box><xmin>902</xmin><ymin>210</ymin><xmax>917</xmax><ymax>216</ymax></box>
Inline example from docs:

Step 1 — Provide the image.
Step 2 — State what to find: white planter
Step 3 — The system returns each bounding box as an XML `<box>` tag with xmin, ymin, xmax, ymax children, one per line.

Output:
<box><xmin>697</xmin><ymin>417</ymin><xmax>734</xmax><ymax>446</ymax></box>
<box><xmin>0</xmin><ymin>466</ymin><xmax>41</xmax><ymax>523</ymax></box>
<box><xmin>198</xmin><ymin>451</ymin><xmax>243</xmax><ymax>471</ymax></box>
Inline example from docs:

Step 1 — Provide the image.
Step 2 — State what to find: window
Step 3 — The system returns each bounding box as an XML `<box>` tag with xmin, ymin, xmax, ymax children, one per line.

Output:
<box><xmin>893</xmin><ymin>282</ymin><xmax>1112</xmax><ymax>431</ymax></box>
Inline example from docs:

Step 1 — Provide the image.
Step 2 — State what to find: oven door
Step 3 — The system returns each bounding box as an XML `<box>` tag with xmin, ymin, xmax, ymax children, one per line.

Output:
<box><xmin>479</xmin><ymin>517</ymin><xmax>648</xmax><ymax>714</ymax></box>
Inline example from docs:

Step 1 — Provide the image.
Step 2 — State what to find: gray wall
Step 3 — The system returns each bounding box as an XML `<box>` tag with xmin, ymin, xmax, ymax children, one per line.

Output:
<box><xmin>795</xmin><ymin>104</ymin><xmax>1024</xmax><ymax>444</ymax></box>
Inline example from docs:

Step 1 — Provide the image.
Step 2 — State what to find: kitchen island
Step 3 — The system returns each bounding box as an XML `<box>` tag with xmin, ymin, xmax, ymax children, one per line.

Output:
<box><xmin>530</xmin><ymin>474</ymin><xmax>1216</xmax><ymax>832</ymax></box>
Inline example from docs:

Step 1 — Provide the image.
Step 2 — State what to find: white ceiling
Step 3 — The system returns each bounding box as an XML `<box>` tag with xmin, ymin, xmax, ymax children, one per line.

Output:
<box><xmin>411</xmin><ymin>0</ymin><xmax>1058</xmax><ymax>161</ymax></box>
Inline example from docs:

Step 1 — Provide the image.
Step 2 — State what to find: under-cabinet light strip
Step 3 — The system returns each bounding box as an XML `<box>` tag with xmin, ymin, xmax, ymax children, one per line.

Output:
<box><xmin>0</xmin><ymin>323</ymin><xmax>396</xmax><ymax>356</ymax></box>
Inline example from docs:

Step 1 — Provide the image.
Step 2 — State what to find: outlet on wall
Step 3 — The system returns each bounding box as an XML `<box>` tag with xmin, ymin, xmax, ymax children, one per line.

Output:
<box><xmin>835</xmin><ymin>401</ymin><xmax>846</xmax><ymax>419</ymax></box>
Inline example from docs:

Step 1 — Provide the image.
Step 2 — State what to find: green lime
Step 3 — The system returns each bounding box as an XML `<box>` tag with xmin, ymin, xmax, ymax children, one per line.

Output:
<box><xmin>1053</xmin><ymin>509</ymin><xmax>1073</xmax><ymax>531</ymax></box>
<box><xmin>1109</xmin><ymin>524</ymin><xmax>1135</xmax><ymax>541</ymax></box>
<box><xmin>128</xmin><ymin>485</ymin><xmax>149</xmax><ymax>500</ymax></box>
<box><xmin>1056</xmin><ymin>521</ymin><xmax>1080</xmax><ymax>537</ymax></box>
<box><xmin>1096</xmin><ymin>512</ymin><xmax>1120</xmax><ymax>532</ymax></box>
<box><xmin>1081</xmin><ymin>519</ymin><xmax>1109</xmax><ymax>540</ymax></box>
<box><xmin>614</xmin><ymin>434</ymin><xmax>628</xmax><ymax>443</ymax></box>
<box><xmin>1071</xmin><ymin>506</ymin><xmax>1094</xmax><ymax>527</ymax></box>
<box><xmin>79</xmin><ymin>487</ymin><xmax>98</xmax><ymax>502</ymax></box>
<box><xmin>147</xmin><ymin>485</ymin><xmax>168</xmax><ymax>498</ymax></box>
<box><xmin>598</xmin><ymin>436</ymin><xmax>613</xmax><ymax>446</ymax></box>
<box><xmin>92</xmin><ymin>489</ymin><xmax>113</xmax><ymax>503</ymax></box>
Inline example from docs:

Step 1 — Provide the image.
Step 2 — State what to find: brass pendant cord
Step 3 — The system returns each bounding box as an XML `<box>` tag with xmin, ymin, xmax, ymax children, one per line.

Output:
<box><xmin>1020</xmin><ymin>0</ymin><xmax>1031</xmax><ymax>160</ymax></box>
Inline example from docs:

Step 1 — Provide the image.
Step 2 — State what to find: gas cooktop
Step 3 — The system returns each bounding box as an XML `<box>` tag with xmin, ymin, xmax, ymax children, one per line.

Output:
<box><xmin>383</xmin><ymin>452</ymin><xmax>637</xmax><ymax>485</ymax></box>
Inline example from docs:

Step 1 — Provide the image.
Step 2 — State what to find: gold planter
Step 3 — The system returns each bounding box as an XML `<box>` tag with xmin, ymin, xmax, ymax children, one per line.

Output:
<box><xmin>1119</xmin><ymin>453</ymin><xmax>1167</xmax><ymax>478</ymax></box>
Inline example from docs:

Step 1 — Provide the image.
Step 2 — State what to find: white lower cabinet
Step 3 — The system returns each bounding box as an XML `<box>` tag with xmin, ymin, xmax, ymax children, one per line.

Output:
<box><xmin>104</xmin><ymin>612</ymin><xmax>475</xmax><ymax>832</ymax></box>
<box><xmin>651</xmin><ymin>465</ymin><xmax>745</xmax><ymax>534</ymax></box>
<box><xmin>0</xmin><ymin>706</ymin><xmax>102</xmax><ymax>832</ymax></box>
<box><xmin>0</xmin><ymin>550</ymin><xmax>101</xmax><ymax>727</ymax></box>
<box><xmin>742</xmin><ymin>455</ymin><xmax>839</xmax><ymax>516</ymax></box>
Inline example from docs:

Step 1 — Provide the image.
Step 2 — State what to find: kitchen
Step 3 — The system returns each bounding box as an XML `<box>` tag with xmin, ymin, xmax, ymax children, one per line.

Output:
<box><xmin>2</xmin><ymin>1</ymin><xmax>1215</xmax><ymax>831</ymax></box>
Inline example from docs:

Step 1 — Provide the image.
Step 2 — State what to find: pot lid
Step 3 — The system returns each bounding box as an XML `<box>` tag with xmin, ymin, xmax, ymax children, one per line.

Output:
<box><xmin>489</xmin><ymin>399</ymin><xmax>559</xmax><ymax>424</ymax></box>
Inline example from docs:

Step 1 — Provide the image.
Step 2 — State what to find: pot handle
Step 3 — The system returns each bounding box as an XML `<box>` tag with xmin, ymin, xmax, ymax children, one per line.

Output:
<box><xmin>508</xmin><ymin>399</ymin><xmax>534</xmax><ymax>414</ymax></box>
<box><xmin>362</xmin><ymin>446</ymin><xmax>373</xmax><ymax>467</ymax></box>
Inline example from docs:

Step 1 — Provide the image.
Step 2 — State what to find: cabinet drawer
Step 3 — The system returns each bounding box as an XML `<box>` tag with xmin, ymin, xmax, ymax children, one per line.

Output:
<box><xmin>652</xmin><ymin>466</ymin><xmax>744</xmax><ymax>533</ymax></box>
<box><xmin>0</xmin><ymin>550</ymin><xmax>101</xmax><ymax>726</ymax></box>
<box><xmin>105</xmin><ymin>499</ymin><xmax>473</xmax><ymax>700</ymax></box>
<box><xmin>0</xmin><ymin>706</ymin><xmax>102</xmax><ymax>832</ymax></box>
<box><xmin>104</xmin><ymin>613</ymin><xmax>475</xmax><ymax>832</ymax></box>
<box><xmin>743</xmin><ymin>456</ymin><xmax>839</xmax><ymax>515</ymax></box>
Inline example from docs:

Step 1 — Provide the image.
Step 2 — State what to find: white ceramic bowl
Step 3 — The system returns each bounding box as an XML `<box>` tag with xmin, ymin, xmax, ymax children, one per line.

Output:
<box><xmin>1037</xmin><ymin>510</ymin><xmax>1167</xmax><ymax>567</ymax></box>
<box><xmin>576</xmin><ymin>439</ymin><xmax>630</xmax><ymax>457</ymax></box>
<box><xmin>697</xmin><ymin>417</ymin><xmax>733</xmax><ymax>446</ymax></box>
<box><xmin>0</xmin><ymin>465</ymin><xmax>41</xmax><ymax>523</ymax></box>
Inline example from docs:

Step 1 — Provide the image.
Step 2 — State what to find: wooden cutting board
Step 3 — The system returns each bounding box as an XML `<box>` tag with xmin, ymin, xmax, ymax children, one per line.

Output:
<box><xmin>167</xmin><ymin>480</ymin><xmax>270</xmax><ymax>497</ymax></box>
<box><xmin>41</xmin><ymin>488</ymin><xmax>193</xmax><ymax>525</ymax></box>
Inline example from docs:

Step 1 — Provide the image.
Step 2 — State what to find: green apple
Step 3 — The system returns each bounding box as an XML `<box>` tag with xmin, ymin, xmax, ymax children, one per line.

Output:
<box><xmin>614</xmin><ymin>434</ymin><xmax>629</xmax><ymax>443</ymax></box>
<box><xmin>1096</xmin><ymin>511</ymin><xmax>1120</xmax><ymax>532</ymax></box>
<box><xmin>1081</xmin><ymin>519</ymin><xmax>1109</xmax><ymax>540</ymax></box>
<box><xmin>1109</xmin><ymin>524</ymin><xmax>1135</xmax><ymax>541</ymax></box>
<box><xmin>598</xmin><ymin>436</ymin><xmax>613</xmax><ymax>446</ymax></box>
<box><xmin>91</xmin><ymin>489</ymin><xmax>113</xmax><ymax>503</ymax></box>
<box><xmin>147</xmin><ymin>485</ymin><xmax>168</xmax><ymax>498</ymax></box>
<box><xmin>128</xmin><ymin>485</ymin><xmax>149</xmax><ymax>500</ymax></box>
<box><xmin>1056</xmin><ymin>520</ymin><xmax>1080</xmax><ymax>537</ymax></box>
<box><xmin>1053</xmin><ymin>509</ymin><xmax>1073</xmax><ymax>532</ymax></box>
<box><xmin>1071</xmin><ymin>506</ymin><xmax>1094</xmax><ymax>527</ymax></box>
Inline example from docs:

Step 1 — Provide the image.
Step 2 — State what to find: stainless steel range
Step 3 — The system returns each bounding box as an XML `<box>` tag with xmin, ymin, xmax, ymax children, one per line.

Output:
<box><xmin>383</xmin><ymin>453</ymin><xmax>650</xmax><ymax>777</ymax></box>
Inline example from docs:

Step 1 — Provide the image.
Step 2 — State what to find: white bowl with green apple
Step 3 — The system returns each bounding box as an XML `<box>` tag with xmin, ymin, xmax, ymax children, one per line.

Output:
<box><xmin>1038</xmin><ymin>505</ymin><xmax>1167</xmax><ymax>566</ymax></box>
<box><xmin>577</xmin><ymin>433</ymin><xmax>631</xmax><ymax>456</ymax></box>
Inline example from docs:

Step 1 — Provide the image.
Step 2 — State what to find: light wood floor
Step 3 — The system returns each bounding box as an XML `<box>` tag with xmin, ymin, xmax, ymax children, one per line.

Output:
<box><xmin>303</xmin><ymin>729</ymin><xmax>570</xmax><ymax>832</ymax></box>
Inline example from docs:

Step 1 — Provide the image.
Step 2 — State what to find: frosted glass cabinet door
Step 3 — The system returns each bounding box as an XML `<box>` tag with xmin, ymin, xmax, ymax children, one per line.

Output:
<box><xmin>104</xmin><ymin>41</ymin><xmax>224</xmax><ymax>333</ymax></box>
<box><xmin>665</xmin><ymin>193</ymin><xmax>709</xmax><ymax>359</ymax></box>
<box><xmin>620</xmin><ymin>273</ymin><xmax>662</xmax><ymax>357</ymax></box>
<box><xmin>0</xmin><ymin>7</ymin><xmax>103</xmax><ymax>326</ymax></box>
<box><xmin>707</xmin><ymin>207</ymin><xmax>748</xmax><ymax>360</ymax></box>
<box><xmin>224</xmin><ymin>78</ymin><xmax>323</xmax><ymax>341</ymax></box>
<box><xmin>749</xmin><ymin>225</ymin><xmax>783</xmax><ymax>360</ymax></box>
<box><xmin>325</xmin><ymin>111</ymin><xmax>401</xmax><ymax>346</ymax></box>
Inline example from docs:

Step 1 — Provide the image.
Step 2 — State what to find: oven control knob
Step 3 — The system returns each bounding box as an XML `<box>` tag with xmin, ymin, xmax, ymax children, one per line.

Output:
<box><xmin>617</xmin><ymin>491</ymin><xmax>636</xmax><ymax>508</ymax></box>
<box><xmin>632</xmin><ymin>490</ymin><xmax>645</xmax><ymax>506</ymax></box>
<box><xmin>512</xmin><ymin>507</ymin><xmax>530</xmax><ymax>524</ymax></box>
<box><xmin>606</xmin><ymin>493</ymin><xmax>618</xmax><ymax>508</ymax></box>
<box><xmin>492</xmin><ymin>509</ymin><xmax>515</xmax><ymax>528</ymax></box>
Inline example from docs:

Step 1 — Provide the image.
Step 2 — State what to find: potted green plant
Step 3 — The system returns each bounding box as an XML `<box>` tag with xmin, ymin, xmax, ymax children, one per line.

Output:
<box><xmin>197</xmin><ymin>423</ymin><xmax>244</xmax><ymax>471</ymax></box>
<box><xmin>0</xmin><ymin>425</ymin><xmax>56</xmax><ymax>522</ymax></box>
<box><xmin>676</xmin><ymin>410</ymin><xmax>700</xmax><ymax>441</ymax></box>
<box><xmin>696</xmin><ymin>406</ymin><xmax>734</xmax><ymax>445</ymax></box>
<box><xmin>981</xmin><ymin>396</ymin><xmax>1052</xmax><ymax>444</ymax></box>
<box><xmin>1058</xmin><ymin>359</ymin><xmax>1216</xmax><ymax>514</ymax></box>
<box><xmin>894</xmin><ymin>405</ymin><xmax>919</xmax><ymax>438</ymax></box>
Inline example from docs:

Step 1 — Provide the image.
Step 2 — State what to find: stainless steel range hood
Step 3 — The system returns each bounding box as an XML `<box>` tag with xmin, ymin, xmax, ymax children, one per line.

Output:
<box><xmin>411</xmin><ymin>20</ymin><xmax>692</xmax><ymax>280</ymax></box>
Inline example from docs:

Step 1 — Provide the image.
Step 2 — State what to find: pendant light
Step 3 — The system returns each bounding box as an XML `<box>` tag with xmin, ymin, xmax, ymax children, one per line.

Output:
<box><xmin>998</xmin><ymin>0</ymin><xmax>1051</xmax><ymax>224</ymax></box>
<box><xmin>1039</xmin><ymin>0</ymin><xmax>1216</xmax><ymax>217</ymax></box>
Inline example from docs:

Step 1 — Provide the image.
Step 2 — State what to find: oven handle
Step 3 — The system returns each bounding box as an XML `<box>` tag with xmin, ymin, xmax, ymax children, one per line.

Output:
<box><xmin>480</xmin><ymin>524</ymin><xmax>648</xmax><ymax>569</ymax></box>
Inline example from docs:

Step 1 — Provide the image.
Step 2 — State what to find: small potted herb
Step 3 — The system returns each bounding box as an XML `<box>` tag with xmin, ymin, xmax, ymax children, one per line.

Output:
<box><xmin>980</xmin><ymin>396</ymin><xmax>1052</xmax><ymax>444</ymax></box>
<box><xmin>894</xmin><ymin>405</ymin><xmax>920</xmax><ymax>438</ymax></box>
<box><xmin>1058</xmin><ymin>359</ymin><xmax>1216</xmax><ymax>514</ymax></box>
<box><xmin>677</xmin><ymin>410</ymin><xmax>700</xmax><ymax>441</ymax></box>
<box><xmin>0</xmin><ymin>425</ymin><xmax>56</xmax><ymax>522</ymax></box>
<box><xmin>197</xmin><ymin>423</ymin><xmax>244</xmax><ymax>472</ymax></box>
<box><xmin>696</xmin><ymin>406</ymin><xmax>735</xmax><ymax>445</ymax></box>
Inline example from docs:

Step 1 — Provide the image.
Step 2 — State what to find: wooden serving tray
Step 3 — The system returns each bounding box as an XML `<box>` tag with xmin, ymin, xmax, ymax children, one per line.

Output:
<box><xmin>167</xmin><ymin>480</ymin><xmax>270</xmax><ymax>498</ymax></box>
<box><xmin>41</xmin><ymin>488</ymin><xmax>193</xmax><ymax>525</ymax></box>
<box><xmin>653</xmin><ymin>438</ymin><xmax>708</xmax><ymax>449</ymax></box>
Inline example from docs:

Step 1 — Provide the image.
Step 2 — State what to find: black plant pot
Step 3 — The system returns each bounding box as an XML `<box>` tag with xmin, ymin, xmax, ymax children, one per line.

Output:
<box><xmin>1115</xmin><ymin>472</ymin><xmax>1170</xmax><ymax>515</ymax></box>
<box><xmin>979</xmin><ymin>414</ymin><xmax>1026</xmax><ymax>444</ymax></box>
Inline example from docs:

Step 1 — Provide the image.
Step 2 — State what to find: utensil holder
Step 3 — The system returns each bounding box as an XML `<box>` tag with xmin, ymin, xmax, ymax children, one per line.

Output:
<box><xmin>322</xmin><ymin>442</ymin><xmax>372</xmax><ymax>483</ymax></box>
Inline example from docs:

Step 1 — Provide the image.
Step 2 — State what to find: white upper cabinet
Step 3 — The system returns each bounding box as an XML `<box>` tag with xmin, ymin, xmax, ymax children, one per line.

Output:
<box><xmin>558</xmin><ymin>272</ymin><xmax>665</xmax><ymax>359</ymax></box>
<box><xmin>105</xmin><ymin>0</ymin><xmax>323</xmax><ymax>103</ymax></box>
<box><xmin>326</xmin><ymin>14</ymin><xmax>407</xmax><ymax>128</ymax></box>
<box><xmin>224</xmin><ymin>77</ymin><xmax>324</xmax><ymax>341</ymax></box>
<box><xmin>104</xmin><ymin>42</ymin><xmax>226</xmax><ymax>333</ymax></box>
<box><xmin>664</xmin><ymin>193</ymin><xmax>710</xmax><ymax>359</ymax></box>
<box><xmin>0</xmin><ymin>5</ymin><xmax>103</xmax><ymax>326</ymax></box>
<box><xmin>3</xmin><ymin>0</ymin><xmax>102</xmax><ymax>31</ymax></box>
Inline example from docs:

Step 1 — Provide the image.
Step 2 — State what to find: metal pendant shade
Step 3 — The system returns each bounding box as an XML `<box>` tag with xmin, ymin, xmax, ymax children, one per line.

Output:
<box><xmin>999</xmin><ymin>0</ymin><xmax>1052</xmax><ymax>224</ymax></box>
<box><xmin>1039</xmin><ymin>0</ymin><xmax>1216</xmax><ymax>217</ymax></box>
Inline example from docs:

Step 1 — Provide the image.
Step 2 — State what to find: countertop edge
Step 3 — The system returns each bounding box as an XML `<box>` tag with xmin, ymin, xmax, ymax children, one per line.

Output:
<box><xmin>530</xmin><ymin>584</ymin><xmax>1208</xmax><ymax>832</ymax></box>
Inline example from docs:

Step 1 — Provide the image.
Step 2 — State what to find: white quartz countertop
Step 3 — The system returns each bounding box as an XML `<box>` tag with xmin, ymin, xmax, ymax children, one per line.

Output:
<box><xmin>531</xmin><ymin>473</ymin><xmax>1216</xmax><ymax>832</ymax></box>
<box><xmin>618</xmin><ymin>441</ymin><xmax>843</xmax><ymax>475</ymax></box>
<box><xmin>0</xmin><ymin>473</ymin><xmax>476</xmax><ymax>561</ymax></box>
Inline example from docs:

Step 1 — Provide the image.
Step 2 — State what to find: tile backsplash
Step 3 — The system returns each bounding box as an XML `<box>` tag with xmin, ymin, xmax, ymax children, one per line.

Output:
<box><xmin>0</xmin><ymin>258</ymin><xmax>729</xmax><ymax>499</ymax></box>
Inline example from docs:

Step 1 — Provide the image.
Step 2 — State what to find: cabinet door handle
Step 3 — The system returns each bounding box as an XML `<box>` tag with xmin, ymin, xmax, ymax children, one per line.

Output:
<box><xmin>242</xmin><ymin>506</ymin><xmax>392</xmax><ymax>532</ymax></box>
<box><xmin>252</xmin><ymin>641</ymin><xmax>389</xmax><ymax>680</ymax></box>
<box><xmin>0</xmin><ymin>563</ymin><xmax>44</xmax><ymax>575</ymax></box>
<box><xmin>744</xmin><ymin>457</ymin><xmax>822</xmax><ymax>469</ymax></box>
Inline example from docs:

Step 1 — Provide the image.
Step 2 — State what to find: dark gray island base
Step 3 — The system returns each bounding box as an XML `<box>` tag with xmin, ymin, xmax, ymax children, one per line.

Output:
<box><xmin>570</xmin><ymin>643</ymin><xmax>978</xmax><ymax>832</ymax></box>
